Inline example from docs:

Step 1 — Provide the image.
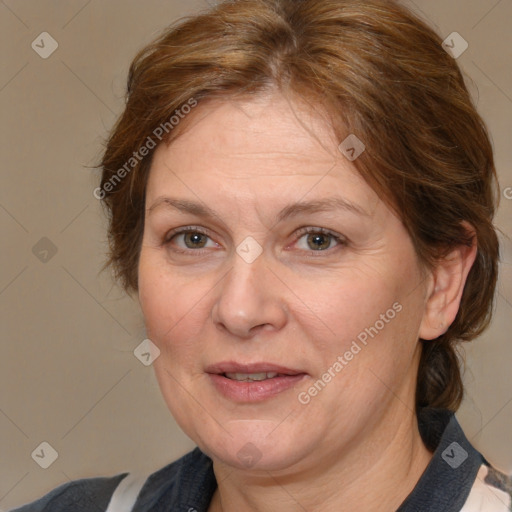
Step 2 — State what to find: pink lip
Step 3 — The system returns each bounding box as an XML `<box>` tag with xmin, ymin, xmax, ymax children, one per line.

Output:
<box><xmin>205</xmin><ymin>361</ymin><xmax>308</xmax><ymax>403</ymax></box>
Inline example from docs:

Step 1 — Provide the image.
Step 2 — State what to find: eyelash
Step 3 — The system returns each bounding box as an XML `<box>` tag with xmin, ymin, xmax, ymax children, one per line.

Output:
<box><xmin>163</xmin><ymin>226</ymin><xmax>347</xmax><ymax>256</ymax></box>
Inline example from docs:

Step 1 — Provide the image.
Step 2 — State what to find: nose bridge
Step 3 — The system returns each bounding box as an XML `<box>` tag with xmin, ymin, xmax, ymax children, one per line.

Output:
<box><xmin>212</xmin><ymin>246</ymin><xmax>287</xmax><ymax>337</ymax></box>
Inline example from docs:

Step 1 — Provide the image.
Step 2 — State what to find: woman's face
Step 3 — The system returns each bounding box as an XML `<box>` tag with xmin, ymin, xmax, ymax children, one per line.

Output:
<box><xmin>138</xmin><ymin>92</ymin><xmax>431</xmax><ymax>472</ymax></box>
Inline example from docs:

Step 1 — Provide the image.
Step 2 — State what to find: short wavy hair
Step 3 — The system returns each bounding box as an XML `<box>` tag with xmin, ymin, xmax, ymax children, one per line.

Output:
<box><xmin>99</xmin><ymin>0</ymin><xmax>500</xmax><ymax>412</ymax></box>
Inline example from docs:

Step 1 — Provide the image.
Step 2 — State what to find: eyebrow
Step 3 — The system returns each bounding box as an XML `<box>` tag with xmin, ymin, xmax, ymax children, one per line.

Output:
<box><xmin>147</xmin><ymin>196</ymin><xmax>369</xmax><ymax>221</ymax></box>
<box><xmin>148</xmin><ymin>197</ymin><xmax>217</xmax><ymax>217</ymax></box>
<box><xmin>276</xmin><ymin>197</ymin><xmax>369</xmax><ymax>221</ymax></box>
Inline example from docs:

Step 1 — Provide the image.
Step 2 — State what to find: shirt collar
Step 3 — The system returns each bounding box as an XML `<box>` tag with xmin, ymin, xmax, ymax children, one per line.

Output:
<box><xmin>397</xmin><ymin>408</ymin><xmax>483</xmax><ymax>511</ymax></box>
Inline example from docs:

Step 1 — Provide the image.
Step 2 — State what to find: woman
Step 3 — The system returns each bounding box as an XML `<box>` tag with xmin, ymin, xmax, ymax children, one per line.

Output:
<box><xmin>12</xmin><ymin>0</ymin><xmax>511</xmax><ymax>510</ymax></box>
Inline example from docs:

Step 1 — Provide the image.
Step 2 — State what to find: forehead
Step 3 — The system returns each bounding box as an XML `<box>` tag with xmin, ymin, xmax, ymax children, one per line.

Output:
<box><xmin>147</xmin><ymin>92</ymin><xmax>373</xmax><ymax>203</ymax></box>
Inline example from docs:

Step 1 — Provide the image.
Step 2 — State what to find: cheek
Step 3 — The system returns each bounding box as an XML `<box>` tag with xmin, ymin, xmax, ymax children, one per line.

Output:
<box><xmin>299</xmin><ymin>254</ymin><xmax>423</xmax><ymax>367</ymax></box>
<box><xmin>138</xmin><ymin>253</ymin><xmax>206</xmax><ymax>345</ymax></box>
<box><xmin>292</xmin><ymin>269</ymin><xmax>397</xmax><ymax>344</ymax></box>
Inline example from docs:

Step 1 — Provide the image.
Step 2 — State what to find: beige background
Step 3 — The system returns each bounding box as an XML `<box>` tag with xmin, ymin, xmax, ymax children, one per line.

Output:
<box><xmin>1</xmin><ymin>0</ymin><xmax>511</xmax><ymax>509</ymax></box>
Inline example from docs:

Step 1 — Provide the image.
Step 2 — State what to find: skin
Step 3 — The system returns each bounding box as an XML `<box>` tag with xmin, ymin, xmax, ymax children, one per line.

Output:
<box><xmin>138</xmin><ymin>91</ymin><xmax>477</xmax><ymax>512</ymax></box>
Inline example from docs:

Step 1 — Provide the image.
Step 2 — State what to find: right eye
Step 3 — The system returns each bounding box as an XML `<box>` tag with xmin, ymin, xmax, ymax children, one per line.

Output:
<box><xmin>164</xmin><ymin>227</ymin><xmax>220</xmax><ymax>254</ymax></box>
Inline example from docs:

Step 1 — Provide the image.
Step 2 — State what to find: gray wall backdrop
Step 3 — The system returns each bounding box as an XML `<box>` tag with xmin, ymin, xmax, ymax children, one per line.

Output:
<box><xmin>1</xmin><ymin>0</ymin><xmax>511</xmax><ymax>509</ymax></box>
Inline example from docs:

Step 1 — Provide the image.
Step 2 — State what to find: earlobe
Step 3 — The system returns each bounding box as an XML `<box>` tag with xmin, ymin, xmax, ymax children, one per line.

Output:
<box><xmin>419</xmin><ymin>224</ymin><xmax>478</xmax><ymax>341</ymax></box>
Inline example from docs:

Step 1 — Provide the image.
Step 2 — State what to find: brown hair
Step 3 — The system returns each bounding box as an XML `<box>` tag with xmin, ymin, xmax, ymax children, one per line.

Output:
<box><xmin>99</xmin><ymin>0</ymin><xmax>500</xmax><ymax>412</ymax></box>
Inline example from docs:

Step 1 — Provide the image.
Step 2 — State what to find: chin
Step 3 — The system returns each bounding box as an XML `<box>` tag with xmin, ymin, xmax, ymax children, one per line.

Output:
<box><xmin>194</xmin><ymin>420</ymin><xmax>310</xmax><ymax>472</ymax></box>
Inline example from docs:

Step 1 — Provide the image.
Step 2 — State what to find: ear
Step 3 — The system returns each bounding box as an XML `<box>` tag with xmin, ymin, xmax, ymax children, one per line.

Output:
<box><xmin>419</xmin><ymin>223</ymin><xmax>478</xmax><ymax>340</ymax></box>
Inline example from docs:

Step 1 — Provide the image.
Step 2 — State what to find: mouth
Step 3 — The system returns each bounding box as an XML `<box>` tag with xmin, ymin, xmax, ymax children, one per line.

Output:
<box><xmin>223</xmin><ymin>371</ymin><xmax>293</xmax><ymax>382</ymax></box>
<box><xmin>205</xmin><ymin>361</ymin><xmax>308</xmax><ymax>402</ymax></box>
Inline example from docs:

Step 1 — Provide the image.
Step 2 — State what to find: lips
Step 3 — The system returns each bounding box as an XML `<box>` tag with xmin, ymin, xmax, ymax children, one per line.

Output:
<box><xmin>205</xmin><ymin>361</ymin><xmax>305</xmax><ymax>376</ymax></box>
<box><xmin>205</xmin><ymin>361</ymin><xmax>308</xmax><ymax>402</ymax></box>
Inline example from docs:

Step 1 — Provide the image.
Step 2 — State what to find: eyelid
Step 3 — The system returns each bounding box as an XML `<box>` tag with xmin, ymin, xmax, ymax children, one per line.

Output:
<box><xmin>164</xmin><ymin>225</ymin><xmax>211</xmax><ymax>243</ymax></box>
<box><xmin>294</xmin><ymin>226</ymin><xmax>346</xmax><ymax>240</ymax></box>
<box><xmin>291</xmin><ymin>226</ymin><xmax>347</xmax><ymax>253</ymax></box>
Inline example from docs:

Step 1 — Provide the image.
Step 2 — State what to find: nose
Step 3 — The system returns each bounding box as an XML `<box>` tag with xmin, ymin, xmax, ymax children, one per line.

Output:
<box><xmin>211</xmin><ymin>250</ymin><xmax>288</xmax><ymax>339</ymax></box>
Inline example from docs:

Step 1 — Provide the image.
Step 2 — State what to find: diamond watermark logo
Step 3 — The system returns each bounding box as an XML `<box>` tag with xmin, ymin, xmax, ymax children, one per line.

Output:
<box><xmin>236</xmin><ymin>442</ymin><xmax>262</xmax><ymax>468</ymax></box>
<box><xmin>442</xmin><ymin>441</ymin><xmax>468</xmax><ymax>469</ymax></box>
<box><xmin>31</xmin><ymin>441</ymin><xmax>58</xmax><ymax>469</ymax></box>
<box><xmin>31</xmin><ymin>32</ymin><xmax>59</xmax><ymax>59</ymax></box>
<box><xmin>236</xmin><ymin>236</ymin><xmax>263</xmax><ymax>264</ymax></box>
<box><xmin>338</xmin><ymin>134</ymin><xmax>366</xmax><ymax>161</ymax></box>
<box><xmin>134</xmin><ymin>339</ymin><xmax>161</xmax><ymax>366</ymax></box>
<box><xmin>32</xmin><ymin>237</ymin><xmax>58</xmax><ymax>263</ymax></box>
<box><xmin>442</xmin><ymin>32</ymin><xmax>468</xmax><ymax>59</ymax></box>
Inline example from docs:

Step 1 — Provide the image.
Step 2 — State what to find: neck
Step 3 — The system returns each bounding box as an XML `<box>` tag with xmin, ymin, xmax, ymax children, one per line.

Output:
<box><xmin>208</xmin><ymin>409</ymin><xmax>433</xmax><ymax>512</ymax></box>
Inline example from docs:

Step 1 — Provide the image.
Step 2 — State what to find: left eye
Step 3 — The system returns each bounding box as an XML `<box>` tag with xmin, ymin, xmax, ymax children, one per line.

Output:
<box><xmin>295</xmin><ymin>229</ymin><xmax>343</xmax><ymax>251</ymax></box>
<box><xmin>168</xmin><ymin>230</ymin><xmax>217</xmax><ymax>250</ymax></box>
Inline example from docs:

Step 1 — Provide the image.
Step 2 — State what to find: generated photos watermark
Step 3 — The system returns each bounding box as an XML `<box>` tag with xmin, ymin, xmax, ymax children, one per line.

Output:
<box><xmin>298</xmin><ymin>301</ymin><xmax>403</xmax><ymax>404</ymax></box>
<box><xmin>93</xmin><ymin>98</ymin><xmax>198</xmax><ymax>200</ymax></box>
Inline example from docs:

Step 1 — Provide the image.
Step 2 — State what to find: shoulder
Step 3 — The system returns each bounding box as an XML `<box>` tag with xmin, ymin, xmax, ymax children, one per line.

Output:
<box><xmin>9</xmin><ymin>447</ymin><xmax>215</xmax><ymax>512</ymax></box>
<box><xmin>461</xmin><ymin>462</ymin><xmax>512</xmax><ymax>512</ymax></box>
<box><xmin>134</xmin><ymin>447</ymin><xmax>217</xmax><ymax>511</ymax></box>
<box><xmin>9</xmin><ymin>473</ymin><xmax>128</xmax><ymax>512</ymax></box>
<box><xmin>399</xmin><ymin>408</ymin><xmax>512</xmax><ymax>512</ymax></box>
